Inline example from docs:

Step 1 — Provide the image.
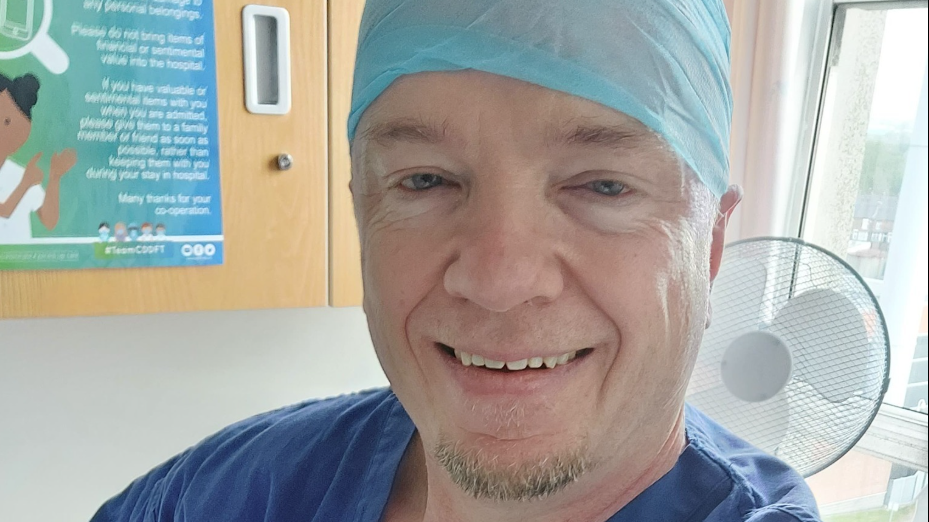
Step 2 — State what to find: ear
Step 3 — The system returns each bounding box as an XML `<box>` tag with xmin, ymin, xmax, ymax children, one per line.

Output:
<box><xmin>709</xmin><ymin>185</ymin><xmax>743</xmax><ymax>283</ymax></box>
<box><xmin>706</xmin><ymin>185</ymin><xmax>742</xmax><ymax>330</ymax></box>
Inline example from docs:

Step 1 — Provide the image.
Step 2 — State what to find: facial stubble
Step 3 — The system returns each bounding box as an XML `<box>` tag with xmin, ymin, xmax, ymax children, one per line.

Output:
<box><xmin>434</xmin><ymin>434</ymin><xmax>594</xmax><ymax>502</ymax></box>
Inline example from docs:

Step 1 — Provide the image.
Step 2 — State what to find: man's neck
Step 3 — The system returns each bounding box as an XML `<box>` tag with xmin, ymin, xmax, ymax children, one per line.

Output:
<box><xmin>383</xmin><ymin>411</ymin><xmax>687</xmax><ymax>522</ymax></box>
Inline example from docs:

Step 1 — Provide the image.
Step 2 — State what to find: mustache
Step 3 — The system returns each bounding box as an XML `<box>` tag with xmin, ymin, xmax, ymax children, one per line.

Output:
<box><xmin>420</xmin><ymin>306</ymin><xmax>609</xmax><ymax>349</ymax></box>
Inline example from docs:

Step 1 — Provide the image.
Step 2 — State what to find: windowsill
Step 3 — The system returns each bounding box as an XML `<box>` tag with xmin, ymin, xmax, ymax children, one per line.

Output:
<box><xmin>857</xmin><ymin>403</ymin><xmax>928</xmax><ymax>471</ymax></box>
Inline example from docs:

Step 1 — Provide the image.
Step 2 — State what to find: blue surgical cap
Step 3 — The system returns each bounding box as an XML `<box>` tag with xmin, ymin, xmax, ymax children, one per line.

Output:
<box><xmin>349</xmin><ymin>0</ymin><xmax>732</xmax><ymax>197</ymax></box>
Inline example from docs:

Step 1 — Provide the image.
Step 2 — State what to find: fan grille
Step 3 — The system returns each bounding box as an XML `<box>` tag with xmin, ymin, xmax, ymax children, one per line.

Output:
<box><xmin>688</xmin><ymin>237</ymin><xmax>890</xmax><ymax>477</ymax></box>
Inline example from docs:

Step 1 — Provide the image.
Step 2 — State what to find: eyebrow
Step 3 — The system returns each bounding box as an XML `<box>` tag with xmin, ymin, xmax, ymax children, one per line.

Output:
<box><xmin>553</xmin><ymin>123</ymin><xmax>654</xmax><ymax>151</ymax></box>
<box><xmin>359</xmin><ymin>118</ymin><xmax>448</xmax><ymax>146</ymax></box>
<box><xmin>358</xmin><ymin>118</ymin><xmax>653</xmax><ymax>153</ymax></box>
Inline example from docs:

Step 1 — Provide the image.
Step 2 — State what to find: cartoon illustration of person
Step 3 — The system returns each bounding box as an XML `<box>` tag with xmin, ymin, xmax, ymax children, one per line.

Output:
<box><xmin>139</xmin><ymin>222</ymin><xmax>154</xmax><ymax>241</ymax></box>
<box><xmin>127</xmin><ymin>222</ymin><xmax>140</xmax><ymax>241</ymax></box>
<box><xmin>97</xmin><ymin>222</ymin><xmax>110</xmax><ymax>242</ymax></box>
<box><xmin>113</xmin><ymin>222</ymin><xmax>128</xmax><ymax>242</ymax></box>
<box><xmin>154</xmin><ymin>223</ymin><xmax>167</xmax><ymax>240</ymax></box>
<box><xmin>0</xmin><ymin>72</ymin><xmax>77</xmax><ymax>245</ymax></box>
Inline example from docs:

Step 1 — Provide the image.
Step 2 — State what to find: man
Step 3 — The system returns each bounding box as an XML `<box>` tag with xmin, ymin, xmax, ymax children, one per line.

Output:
<box><xmin>92</xmin><ymin>1</ymin><xmax>821</xmax><ymax>520</ymax></box>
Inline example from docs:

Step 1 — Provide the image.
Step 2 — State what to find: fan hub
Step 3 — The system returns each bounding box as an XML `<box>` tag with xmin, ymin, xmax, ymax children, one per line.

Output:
<box><xmin>721</xmin><ymin>331</ymin><xmax>793</xmax><ymax>403</ymax></box>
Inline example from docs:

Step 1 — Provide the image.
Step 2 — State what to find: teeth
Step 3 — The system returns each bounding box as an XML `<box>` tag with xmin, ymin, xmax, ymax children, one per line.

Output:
<box><xmin>451</xmin><ymin>349</ymin><xmax>582</xmax><ymax>371</ymax></box>
<box><xmin>484</xmin><ymin>358</ymin><xmax>505</xmax><ymax>369</ymax></box>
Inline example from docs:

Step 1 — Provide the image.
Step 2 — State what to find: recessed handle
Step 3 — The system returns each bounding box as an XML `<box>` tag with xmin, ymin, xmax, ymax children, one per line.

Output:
<box><xmin>242</xmin><ymin>5</ymin><xmax>292</xmax><ymax>115</ymax></box>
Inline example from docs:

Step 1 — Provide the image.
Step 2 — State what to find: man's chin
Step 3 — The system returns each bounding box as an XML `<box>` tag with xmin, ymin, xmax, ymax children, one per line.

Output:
<box><xmin>433</xmin><ymin>434</ymin><xmax>594</xmax><ymax>502</ymax></box>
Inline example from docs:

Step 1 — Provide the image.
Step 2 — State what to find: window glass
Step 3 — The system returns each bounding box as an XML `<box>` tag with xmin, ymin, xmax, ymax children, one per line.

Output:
<box><xmin>801</xmin><ymin>4</ymin><xmax>928</xmax><ymax>414</ymax></box>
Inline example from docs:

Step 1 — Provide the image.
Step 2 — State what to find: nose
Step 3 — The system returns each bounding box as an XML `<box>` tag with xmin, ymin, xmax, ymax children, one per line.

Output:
<box><xmin>443</xmin><ymin>191</ymin><xmax>564</xmax><ymax>312</ymax></box>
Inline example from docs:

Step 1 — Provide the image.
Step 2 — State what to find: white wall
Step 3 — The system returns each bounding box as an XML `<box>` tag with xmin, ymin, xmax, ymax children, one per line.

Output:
<box><xmin>0</xmin><ymin>307</ymin><xmax>388</xmax><ymax>522</ymax></box>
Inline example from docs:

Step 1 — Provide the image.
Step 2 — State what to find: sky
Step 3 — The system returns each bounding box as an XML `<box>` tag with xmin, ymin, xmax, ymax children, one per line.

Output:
<box><xmin>869</xmin><ymin>8</ymin><xmax>928</xmax><ymax>130</ymax></box>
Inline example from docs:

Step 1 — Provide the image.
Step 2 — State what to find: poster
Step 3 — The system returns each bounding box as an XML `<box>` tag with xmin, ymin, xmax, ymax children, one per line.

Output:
<box><xmin>0</xmin><ymin>0</ymin><xmax>222</xmax><ymax>270</ymax></box>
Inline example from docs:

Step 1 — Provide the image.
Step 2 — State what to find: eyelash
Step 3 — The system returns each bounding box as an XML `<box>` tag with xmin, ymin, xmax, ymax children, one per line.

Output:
<box><xmin>399</xmin><ymin>173</ymin><xmax>448</xmax><ymax>192</ymax></box>
<box><xmin>583</xmin><ymin>179</ymin><xmax>629</xmax><ymax>197</ymax></box>
<box><xmin>397</xmin><ymin>173</ymin><xmax>633</xmax><ymax>200</ymax></box>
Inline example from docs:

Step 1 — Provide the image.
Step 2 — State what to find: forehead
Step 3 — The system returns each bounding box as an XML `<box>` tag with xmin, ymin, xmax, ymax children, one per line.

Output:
<box><xmin>351</xmin><ymin>71</ymin><xmax>694</xmax><ymax>199</ymax></box>
<box><xmin>356</xmin><ymin>71</ymin><xmax>668</xmax><ymax>151</ymax></box>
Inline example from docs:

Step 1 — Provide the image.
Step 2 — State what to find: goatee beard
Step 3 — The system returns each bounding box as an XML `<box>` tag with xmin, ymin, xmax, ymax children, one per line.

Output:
<box><xmin>434</xmin><ymin>437</ymin><xmax>593</xmax><ymax>502</ymax></box>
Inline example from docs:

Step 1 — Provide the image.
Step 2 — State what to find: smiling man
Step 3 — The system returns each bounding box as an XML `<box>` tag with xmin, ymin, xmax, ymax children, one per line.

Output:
<box><xmin>92</xmin><ymin>1</ymin><xmax>821</xmax><ymax>521</ymax></box>
<box><xmin>351</xmin><ymin>70</ymin><xmax>737</xmax><ymax>521</ymax></box>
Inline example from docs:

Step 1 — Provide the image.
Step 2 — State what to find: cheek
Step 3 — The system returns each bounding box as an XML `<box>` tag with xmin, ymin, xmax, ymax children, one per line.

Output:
<box><xmin>573</xmin><ymin>218</ymin><xmax>711</xmax><ymax>363</ymax></box>
<box><xmin>358</xmin><ymin>206</ymin><xmax>453</xmax><ymax>365</ymax></box>
<box><xmin>358</xmin><ymin>219</ymin><xmax>455</xmax><ymax>435</ymax></box>
<box><xmin>361</xmin><ymin>214</ymin><xmax>445</xmax><ymax>309</ymax></box>
<box><xmin>573</xmin><ymin>223</ymin><xmax>711</xmax><ymax>440</ymax></box>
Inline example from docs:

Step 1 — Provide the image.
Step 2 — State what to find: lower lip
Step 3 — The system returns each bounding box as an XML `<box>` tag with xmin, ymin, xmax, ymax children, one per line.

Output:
<box><xmin>437</xmin><ymin>347</ymin><xmax>594</xmax><ymax>398</ymax></box>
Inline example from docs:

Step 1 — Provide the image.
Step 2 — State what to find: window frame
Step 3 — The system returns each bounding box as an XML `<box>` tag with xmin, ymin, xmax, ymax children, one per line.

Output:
<box><xmin>794</xmin><ymin>0</ymin><xmax>929</xmax><ymax>472</ymax></box>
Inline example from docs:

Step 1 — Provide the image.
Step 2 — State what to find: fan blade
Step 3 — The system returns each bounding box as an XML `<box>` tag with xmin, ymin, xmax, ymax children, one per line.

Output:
<box><xmin>770</xmin><ymin>289</ymin><xmax>869</xmax><ymax>403</ymax></box>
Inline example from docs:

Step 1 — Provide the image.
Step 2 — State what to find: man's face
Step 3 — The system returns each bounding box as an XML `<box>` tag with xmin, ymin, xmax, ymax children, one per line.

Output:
<box><xmin>353</xmin><ymin>71</ymin><xmax>724</xmax><ymax>500</ymax></box>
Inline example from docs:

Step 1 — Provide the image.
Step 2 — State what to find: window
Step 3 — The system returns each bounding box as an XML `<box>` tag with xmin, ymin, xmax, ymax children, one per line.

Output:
<box><xmin>801</xmin><ymin>0</ymin><xmax>927</xmax><ymax>415</ymax></box>
<box><xmin>797</xmin><ymin>0</ymin><xmax>928</xmax><ymax>519</ymax></box>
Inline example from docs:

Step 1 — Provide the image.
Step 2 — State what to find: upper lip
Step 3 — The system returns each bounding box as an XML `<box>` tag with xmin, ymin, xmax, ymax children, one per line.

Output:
<box><xmin>435</xmin><ymin>341</ymin><xmax>590</xmax><ymax>361</ymax></box>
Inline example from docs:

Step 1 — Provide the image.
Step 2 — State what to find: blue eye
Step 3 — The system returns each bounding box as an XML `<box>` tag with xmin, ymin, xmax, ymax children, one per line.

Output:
<box><xmin>586</xmin><ymin>180</ymin><xmax>628</xmax><ymax>196</ymax></box>
<box><xmin>401</xmin><ymin>173</ymin><xmax>446</xmax><ymax>191</ymax></box>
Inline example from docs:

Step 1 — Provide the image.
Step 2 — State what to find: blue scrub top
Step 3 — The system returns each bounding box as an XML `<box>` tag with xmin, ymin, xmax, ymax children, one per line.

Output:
<box><xmin>91</xmin><ymin>389</ymin><xmax>821</xmax><ymax>521</ymax></box>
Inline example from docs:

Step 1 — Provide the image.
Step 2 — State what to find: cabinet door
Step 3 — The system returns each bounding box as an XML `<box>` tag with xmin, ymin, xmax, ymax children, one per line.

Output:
<box><xmin>0</xmin><ymin>0</ymin><xmax>327</xmax><ymax>318</ymax></box>
<box><xmin>328</xmin><ymin>0</ymin><xmax>365</xmax><ymax>307</ymax></box>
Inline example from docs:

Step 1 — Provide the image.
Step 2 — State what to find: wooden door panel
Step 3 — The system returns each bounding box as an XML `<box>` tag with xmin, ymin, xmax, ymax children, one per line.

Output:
<box><xmin>328</xmin><ymin>0</ymin><xmax>365</xmax><ymax>307</ymax></box>
<box><xmin>0</xmin><ymin>0</ymin><xmax>327</xmax><ymax>318</ymax></box>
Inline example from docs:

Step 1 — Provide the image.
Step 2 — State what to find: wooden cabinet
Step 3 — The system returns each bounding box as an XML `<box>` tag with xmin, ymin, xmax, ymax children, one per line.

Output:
<box><xmin>328</xmin><ymin>0</ymin><xmax>366</xmax><ymax>307</ymax></box>
<box><xmin>0</xmin><ymin>0</ymin><xmax>328</xmax><ymax>318</ymax></box>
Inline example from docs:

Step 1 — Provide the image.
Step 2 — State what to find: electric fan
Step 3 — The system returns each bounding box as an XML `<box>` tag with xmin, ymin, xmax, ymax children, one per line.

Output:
<box><xmin>686</xmin><ymin>237</ymin><xmax>891</xmax><ymax>477</ymax></box>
